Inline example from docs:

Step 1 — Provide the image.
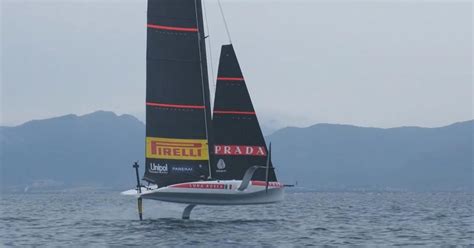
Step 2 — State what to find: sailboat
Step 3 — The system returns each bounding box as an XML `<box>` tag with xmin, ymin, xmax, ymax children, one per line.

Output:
<box><xmin>122</xmin><ymin>0</ymin><xmax>284</xmax><ymax>220</ymax></box>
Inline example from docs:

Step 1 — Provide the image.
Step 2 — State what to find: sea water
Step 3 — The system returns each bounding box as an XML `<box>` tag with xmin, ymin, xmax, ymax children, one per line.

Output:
<box><xmin>1</xmin><ymin>189</ymin><xmax>472</xmax><ymax>246</ymax></box>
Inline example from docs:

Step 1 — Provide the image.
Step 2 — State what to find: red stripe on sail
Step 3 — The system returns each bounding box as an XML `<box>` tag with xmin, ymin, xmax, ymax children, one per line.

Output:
<box><xmin>147</xmin><ymin>24</ymin><xmax>198</xmax><ymax>32</ymax></box>
<box><xmin>217</xmin><ymin>77</ymin><xmax>245</xmax><ymax>81</ymax></box>
<box><xmin>146</xmin><ymin>102</ymin><xmax>205</xmax><ymax>109</ymax></box>
<box><xmin>214</xmin><ymin>110</ymin><xmax>256</xmax><ymax>115</ymax></box>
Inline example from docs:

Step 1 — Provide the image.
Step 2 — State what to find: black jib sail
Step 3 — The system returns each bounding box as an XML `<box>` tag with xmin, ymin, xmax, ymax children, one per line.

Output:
<box><xmin>144</xmin><ymin>0</ymin><xmax>213</xmax><ymax>187</ymax></box>
<box><xmin>212</xmin><ymin>44</ymin><xmax>277</xmax><ymax>181</ymax></box>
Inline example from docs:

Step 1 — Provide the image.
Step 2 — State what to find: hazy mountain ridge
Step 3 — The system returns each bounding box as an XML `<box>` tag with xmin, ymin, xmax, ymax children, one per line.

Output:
<box><xmin>269</xmin><ymin>120</ymin><xmax>473</xmax><ymax>191</ymax></box>
<box><xmin>1</xmin><ymin>111</ymin><xmax>472</xmax><ymax>191</ymax></box>
<box><xmin>1</xmin><ymin>111</ymin><xmax>145</xmax><ymax>189</ymax></box>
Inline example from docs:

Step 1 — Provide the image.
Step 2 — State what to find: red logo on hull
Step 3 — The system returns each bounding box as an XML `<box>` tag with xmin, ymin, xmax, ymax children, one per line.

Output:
<box><xmin>214</xmin><ymin>145</ymin><xmax>267</xmax><ymax>156</ymax></box>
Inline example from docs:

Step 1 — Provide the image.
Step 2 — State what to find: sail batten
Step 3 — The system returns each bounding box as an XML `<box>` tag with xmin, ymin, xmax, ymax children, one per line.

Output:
<box><xmin>147</xmin><ymin>24</ymin><xmax>198</xmax><ymax>32</ymax></box>
<box><xmin>213</xmin><ymin>110</ymin><xmax>256</xmax><ymax>115</ymax></box>
<box><xmin>146</xmin><ymin>102</ymin><xmax>205</xmax><ymax>109</ymax></box>
<box><xmin>217</xmin><ymin>77</ymin><xmax>245</xmax><ymax>81</ymax></box>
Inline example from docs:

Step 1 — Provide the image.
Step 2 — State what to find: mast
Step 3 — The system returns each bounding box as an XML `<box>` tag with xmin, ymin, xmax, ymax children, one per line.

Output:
<box><xmin>144</xmin><ymin>0</ymin><xmax>213</xmax><ymax>187</ymax></box>
<box><xmin>193</xmin><ymin>0</ymin><xmax>214</xmax><ymax>179</ymax></box>
<box><xmin>212</xmin><ymin>44</ymin><xmax>277</xmax><ymax>182</ymax></box>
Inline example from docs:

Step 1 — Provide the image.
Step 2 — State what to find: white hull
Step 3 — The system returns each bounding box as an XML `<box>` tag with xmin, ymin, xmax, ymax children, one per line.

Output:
<box><xmin>122</xmin><ymin>180</ymin><xmax>284</xmax><ymax>205</ymax></box>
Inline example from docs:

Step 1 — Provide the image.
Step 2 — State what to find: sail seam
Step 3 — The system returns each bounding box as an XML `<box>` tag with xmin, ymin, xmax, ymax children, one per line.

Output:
<box><xmin>217</xmin><ymin>77</ymin><xmax>244</xmax><ymax>81</ymax></box>
<box><xmin>213</xmin><ymin>110</ymin><xmax>256</xmax><ymax>115</ymax></box>
<box><xmin>147</xmin><ymin>24</ymin><xmax>198</xmax><ymax>32</ymax></box>
<box><xmin>146</xmin><ymin>102</ymin><xmax>205</xmax><ymax>109</ymax></box>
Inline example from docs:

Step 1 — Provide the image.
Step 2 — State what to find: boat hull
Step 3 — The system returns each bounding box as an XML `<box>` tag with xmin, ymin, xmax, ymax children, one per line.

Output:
<box><xmin>122</xmin><ymin>180</ymin><xmax>284</xmax><ymax>205</ymax></box>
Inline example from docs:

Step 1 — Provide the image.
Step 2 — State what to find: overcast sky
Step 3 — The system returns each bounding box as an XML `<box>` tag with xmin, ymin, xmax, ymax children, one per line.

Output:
<box><xmin>1</xmin><ymin>0</ymin><xmax>472</xmax><ymax>129</ymax></box>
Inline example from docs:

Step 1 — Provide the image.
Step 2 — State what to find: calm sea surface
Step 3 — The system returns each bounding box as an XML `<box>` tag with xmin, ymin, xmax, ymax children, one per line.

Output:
<box><xmin>1</xmin><ymin>189</ymin><xmax>472</xmax><ymax>247</ymax></box>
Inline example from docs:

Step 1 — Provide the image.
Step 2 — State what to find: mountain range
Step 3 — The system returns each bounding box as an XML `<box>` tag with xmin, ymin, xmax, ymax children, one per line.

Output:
<box><xmin>1</xmin><ymin>111</ymin><xmax>472</xmax><ymax>191</ymax></box>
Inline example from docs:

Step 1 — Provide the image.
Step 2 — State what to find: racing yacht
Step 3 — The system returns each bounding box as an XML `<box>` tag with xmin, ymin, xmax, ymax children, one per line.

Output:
<box><xmin>122</xmin><ymin>0</ymin><xmax>284</xmax><ymax>220</ymax></box>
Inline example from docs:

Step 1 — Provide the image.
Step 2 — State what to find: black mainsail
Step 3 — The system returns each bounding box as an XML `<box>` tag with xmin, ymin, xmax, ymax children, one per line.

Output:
<box><xmin>144</xmin><ymin>0</ymin><xmax>213</xmax><ymax>187</ymax></box>
<box><xmin>212</xmin><ymin>44</ymin><xmax>277</xmax><ymax>182</ymax></box>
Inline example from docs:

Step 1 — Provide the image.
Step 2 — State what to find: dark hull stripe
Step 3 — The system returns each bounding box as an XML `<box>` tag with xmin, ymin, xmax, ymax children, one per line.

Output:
<box><xmin>213</xmin><ymin>110</ymin><xmax>256</xmax><ymax>115</ymax></box>
<box><xmin>147</xmin><ymin>24</ymin><xmax>198</xmax><ymax>32</ymax></box>
<box><xmin>147</xmin><ymin>102</ymin><xmax>205</xmax><ymax>109</ymax></box>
